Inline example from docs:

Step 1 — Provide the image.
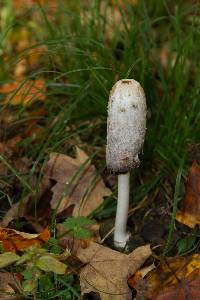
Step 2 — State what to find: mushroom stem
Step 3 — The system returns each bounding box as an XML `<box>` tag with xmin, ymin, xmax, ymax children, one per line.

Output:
<box><xmin>114</xmin><ymin>172</ymin><xmax>130</xmax><ymax>248</ymax></box>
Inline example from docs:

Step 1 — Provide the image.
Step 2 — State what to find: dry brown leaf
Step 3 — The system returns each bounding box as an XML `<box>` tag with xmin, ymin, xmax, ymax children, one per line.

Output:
<box><xmin>0</xmin><ymin>79</ymin><xmax>46</xmax><ymax>106</ymax></box>
<box><xmin>77</xmin><ymin>242</ymin><xmax>151</xmax><ymax>300</ymax></box>
<box><xmin>0</xmin><ymin>200</ymin><xmax>28</xmax><ymax>228</ymax></box>
<box><xmin>44</xmin><ymin>147</ymin><xmax>111</xmax><ymax>216</ymax></box>
<box><xmin>135</xmin><ymin>254</ymin><xmax>200</xmax><ymax>300</ymax></box>
<box><xmin>0</xmin><ymin>272</ymin><xmax>21</xmax><ymax>300</ymax></box>
<box><xmin>176</xmin><ymin>161</ymin><xmax>200</xmax><ymax>228</ymax></box>
<box><xmin>0</xmin><ymin>176</ymin><xmax>52</xmax><ymax>231</ymax></box>
<box><xmin>0</xmin><ymin>227</ymin><xmax>50</xmax><ymax>252</ymax></box>
<box><xmin>128</xmin><ymin>264</ymin><xmax>155</xmax><ymax>289</ymax></box>
<box><xmin>14</xmin><ymin>59</ymin><xmax>27</xmax><ymax>79</ymax></box>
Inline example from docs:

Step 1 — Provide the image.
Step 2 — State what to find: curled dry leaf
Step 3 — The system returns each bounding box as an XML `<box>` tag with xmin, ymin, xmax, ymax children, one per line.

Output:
<box><xmin>135</xmin><ymin>254</ymin><xmax>200</xmax><ymax>300</ymax></box>
<box><xmin>176</xmin><ymin>161</ymin><xmax>200</xmax><ymax>228</ymax></box>
<box><xmin>44</xmin><ymin>147</ymin><xmax>111</xmax><ymax>216</ymax></box>
<box><xmin>77</xmin><ymin>242</ymin><xmax>151</xmax><ymax>300</ymax></box>
<box><xmin>128</xmin><ymin>264</ymin><xmax>155</xmax><ymax>289</ymax></box>
<box><xmin>0</xmin><ymin>78</ymin><xmax>46</xmax><ymax>106</ymax></box>
<box><xmin>0</xmin><ymin>227</ymin><xmax>50</xmax><ymax>252</ymax></box>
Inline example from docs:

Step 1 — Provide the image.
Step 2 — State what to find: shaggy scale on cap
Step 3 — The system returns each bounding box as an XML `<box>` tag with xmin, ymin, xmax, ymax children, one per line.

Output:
<box><xmin>106</xmin><ymin>79</ymin><xmax>147</xmax><ymax>173</ymax></box>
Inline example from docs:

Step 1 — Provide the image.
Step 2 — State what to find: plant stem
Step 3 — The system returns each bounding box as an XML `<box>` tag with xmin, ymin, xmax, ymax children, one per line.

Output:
<box><xmin>114</xmin><ymin>172</ymin><xmax>130</xmax><ymax>248</ymax></box>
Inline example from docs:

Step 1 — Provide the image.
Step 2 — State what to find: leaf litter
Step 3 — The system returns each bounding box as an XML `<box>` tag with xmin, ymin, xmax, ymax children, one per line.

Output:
<box><xmin>77</xmin><ymin>242</ymin><xmax>152</xmax><ymax>300</ymax></box>
<box><xmin>134</xmin><ymin>254</ymin><xmax>200</xmax><ymax>300</ymax></box>
<box><xmin>176</xmin><ymin>161</ymin><xmax>200</xmax><ymax>228</ymax></box>
<box><xmin>44</xmin><ymin>147</ymin><xmax>111</xmax><ymax>216</ymax></box>
<box><xmin>0</xmin><ymin>227</ymin><xmax>50</xmax><ymax>252</ymax></box>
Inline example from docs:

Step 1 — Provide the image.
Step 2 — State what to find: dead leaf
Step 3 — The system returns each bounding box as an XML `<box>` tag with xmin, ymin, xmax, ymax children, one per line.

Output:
<box><xmin>0</xmin><ymin>178</ymin><xmax>52</xmax><ymax>231</ymax></box>
<box><xmin>135</xmin><ymin>254</ymin><xmax>200</xmax><ymax>300</ymax></box>
<box><xmin>0</xmin><ymin>227</ymin><xmax>50</xmax><ymax>252</ymax></box>
<box><xmin>44</xmin><ymin>147</ymin><xmax>111</xmax><ymax>216</ymax></box>
<box><xmin>14</xmin><ymin>59</ymin><xmax>27</xmax><ymax>79</ymax></box>
<box><xmin>0</xmin><ymin>196</ymin><xmax>30</xmax><ymax>228</ymax></box>
<box><xmin>0</xmin><ymin>272</ymin><xmax>21</xmax><ymax>300</ymax></box>
<box><xmin>128</xmin><ymin>264</ymin><xmax>155</xmax><ymax>289</ymax></box>
<box><xmin>176</xmin><ymin>161</ymin><xmax>200</xmax><ymax>228</ymax></box>
<box><xmin>77</xmin><ymin>242</ymin><xmax>151</xmax><ymax>300</ymax></box>
<box><xmin>0</xmin><ymin>78</ymin><xmax>46</xmax><ymax>106</ymax></box>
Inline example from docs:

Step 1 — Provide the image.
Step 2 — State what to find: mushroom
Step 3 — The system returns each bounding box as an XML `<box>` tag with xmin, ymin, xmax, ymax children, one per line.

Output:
<box><xmin>106</xmin><ymin>79</ymin><xmax>147</xmax><ymax>248</ymax></box>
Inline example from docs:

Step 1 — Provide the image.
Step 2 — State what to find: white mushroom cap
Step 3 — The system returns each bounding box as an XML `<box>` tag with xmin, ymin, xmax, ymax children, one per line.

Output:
<box><xmin>106</xmin><ymin>79</ymin><xmax>147</xmax><ymax>173</ymax></box>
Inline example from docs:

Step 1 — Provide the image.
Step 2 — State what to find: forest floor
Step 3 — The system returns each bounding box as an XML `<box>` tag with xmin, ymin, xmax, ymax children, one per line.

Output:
<box><xmin>0</xmin><ymin>1</ymin><xmax>200</xmax><ymax>299</ymax></box>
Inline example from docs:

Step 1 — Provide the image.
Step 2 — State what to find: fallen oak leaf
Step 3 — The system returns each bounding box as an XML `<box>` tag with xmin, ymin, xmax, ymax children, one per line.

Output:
<box><xmin>0</xmin><ymin>227</ymin><xmax>50</xmax><ymax>252</ymax></box>
<box><xmin>44</xmin><ymin>147</ymin><xmax>111</xmax><ymax>216</ymax></box>
<box><xmin>135</xmin><ymin>254</ymin><xmax>200</xmax><ymax>300</ymax></box>
<box><xmin>176</xmin><ymin>161</ymin><xmax>200</xmax><ymax>228</ymax></box>
<box><xmin>77</xmin><ymin>242</ymin><xmax>151</xmax><ymax>300</ymax></box>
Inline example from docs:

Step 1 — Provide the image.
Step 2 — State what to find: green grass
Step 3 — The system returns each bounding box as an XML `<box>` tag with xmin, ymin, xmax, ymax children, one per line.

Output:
<box><xmin>0</xmin><ymin>0</ymin><xmax>200</xmax><ymax>298</ymax></box>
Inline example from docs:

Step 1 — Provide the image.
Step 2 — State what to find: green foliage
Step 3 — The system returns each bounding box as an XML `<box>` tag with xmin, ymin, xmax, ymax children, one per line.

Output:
<box><xmin>177</xmin><ymin>236</ymin><xmax>197</xmax><ymax>255</ymax></box>
<box><xmin>36</xmin><ymin>255</ymin><xmax>67</xmax><ymax>274</ymax></box>
<box><xmin>0</xmin><ymin>252</ymin><xmax>20</xmax><ymax>267</ymax></box>
<box><xmin>18</xmin><ymin>246</ymin><xmax>68</xmax><ymax>294</ymax></box>
<box><xmin>37</xmin><ymin>274</ymin><xmax>80</xmax><ymax>300</ymax></box>
<box><xmin>0</xmin><ymin>246</ymin><xmax>69</xmax><ymax>297</ymax></box>
<box><xmin>63</xmin><ymin>216</ymin><xmax>95</xmax><ymax>239</ymax></box>
<box><xmin>46</xmin><ymin>237</ymin><xmax>62</xmax><ymax>254</ymax></box>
